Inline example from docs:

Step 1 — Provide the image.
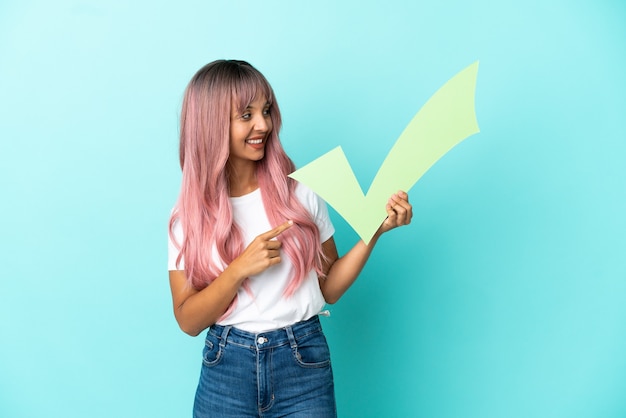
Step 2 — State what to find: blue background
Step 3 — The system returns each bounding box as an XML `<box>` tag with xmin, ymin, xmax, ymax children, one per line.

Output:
<box><xmin>1</xmin><ymin>1</ymin><xmax>625</xmax><ymax>417</ymax></box>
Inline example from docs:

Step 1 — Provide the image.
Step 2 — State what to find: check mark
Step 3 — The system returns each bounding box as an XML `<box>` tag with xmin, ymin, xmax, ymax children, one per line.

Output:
<box><xmin>289</xmin><ymin>62</ymin><xmax>480</xmax><ymax>244</ymax></box>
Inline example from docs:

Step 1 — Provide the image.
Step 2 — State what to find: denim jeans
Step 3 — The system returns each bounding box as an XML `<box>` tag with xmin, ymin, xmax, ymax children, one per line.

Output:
<box><xmin>193</xmin><ymin>315</ymin><xmax>337</xmax><ymax>418</ymax></box>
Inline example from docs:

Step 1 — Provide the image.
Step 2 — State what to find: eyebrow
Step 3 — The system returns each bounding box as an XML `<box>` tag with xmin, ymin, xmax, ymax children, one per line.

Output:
<box><xmin>238</xmin><ymin>103</ymin><xmax>268</xmax><ymax>114</ymax></box>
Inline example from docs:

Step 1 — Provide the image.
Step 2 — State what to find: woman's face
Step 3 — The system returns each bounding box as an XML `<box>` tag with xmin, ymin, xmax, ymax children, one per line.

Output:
<box><xmin>228</xmin><ymin>95</ymin><xmax>273</xmax><ymax>166</ymax></box>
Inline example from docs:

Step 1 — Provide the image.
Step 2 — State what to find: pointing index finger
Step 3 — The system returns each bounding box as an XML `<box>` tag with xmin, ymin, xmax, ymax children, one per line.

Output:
<box><xmin>263</xmin><ymin>220</ymin><xmax>294</xmax><ymax>240</ymax></box>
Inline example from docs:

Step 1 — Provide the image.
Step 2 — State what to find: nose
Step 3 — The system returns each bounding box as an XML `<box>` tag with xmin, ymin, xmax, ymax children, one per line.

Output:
<box><xmin>253</xmin><ymin>113</ymin><xmax>270</xmax><ymax>132</ymax></box>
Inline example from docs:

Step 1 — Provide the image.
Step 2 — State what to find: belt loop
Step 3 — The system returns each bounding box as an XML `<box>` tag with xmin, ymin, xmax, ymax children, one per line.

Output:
<box><xmin>285</xmin><ymin>325</ymin><xmax>297</xmax><ymax>349</ymax></box>
<box><xmin>219</xmin><ymin>325</ymin><xmax>232</xmax><ymax>348</ymax></box>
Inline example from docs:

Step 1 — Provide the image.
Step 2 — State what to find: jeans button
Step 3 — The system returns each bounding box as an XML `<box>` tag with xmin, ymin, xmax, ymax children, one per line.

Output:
<box><xmin>257</xmin><ymin>336</ymin><xmax>268</xmax><ymax>345</ymax></box>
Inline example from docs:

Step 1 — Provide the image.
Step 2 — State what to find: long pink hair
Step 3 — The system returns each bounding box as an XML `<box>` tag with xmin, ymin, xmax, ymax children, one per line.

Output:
<box><xmin>170</xmin><ymin>60</ymin><xmax>325</xmax><ymax>301</ymax></box>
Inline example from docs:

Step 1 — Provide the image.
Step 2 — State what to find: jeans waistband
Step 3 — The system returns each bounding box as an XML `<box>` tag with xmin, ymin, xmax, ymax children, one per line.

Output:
<box><xmin>208</xmin><ymin>315</ymin><xmax>323</xmax><ymax>350</ymax></box>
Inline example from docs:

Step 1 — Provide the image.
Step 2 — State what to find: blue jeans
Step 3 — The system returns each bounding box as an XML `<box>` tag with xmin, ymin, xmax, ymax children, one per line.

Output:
<box><xmin>193</xmin><ymin>315</ymin><xmax>337</xmax><ymax>418</ymax></box>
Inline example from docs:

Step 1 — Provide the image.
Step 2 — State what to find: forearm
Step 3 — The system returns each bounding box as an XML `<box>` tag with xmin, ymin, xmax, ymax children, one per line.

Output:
<box><xmin>170</xmin><ymin>267</ymin><xmax>245</xmax><ymax>336</ymax></box>
<box><xmin>170</xmin><ymin>221</ymin><xmax>294</xmax><ymax>336</ymax></box>
<box><xmin>320</xmin><ymin>191</ymin><xmax>413</xmax><ymax>304</ymax></box>
<box><xmin>320</xmin><ymin>231</ymin><xmax>381</xmax><ymax>304</ymax></box>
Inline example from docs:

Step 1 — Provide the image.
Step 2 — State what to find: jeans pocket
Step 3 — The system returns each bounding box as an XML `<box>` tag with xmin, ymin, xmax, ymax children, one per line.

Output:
<box><xmin>292</xmin><ymin>330</ymin><xmax>331</xmax><ymax>368</ymax></box>
<box><xmin>202</xmin><ymin>335</ymin><xmax>223</xmax><ymax>367</ymax></box>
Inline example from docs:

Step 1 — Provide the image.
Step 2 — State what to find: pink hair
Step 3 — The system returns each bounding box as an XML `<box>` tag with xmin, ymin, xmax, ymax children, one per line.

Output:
<box><xmin>169</xmin><ymin>60</ymin><xmax>325</xmax><ymax>308</ymax></box>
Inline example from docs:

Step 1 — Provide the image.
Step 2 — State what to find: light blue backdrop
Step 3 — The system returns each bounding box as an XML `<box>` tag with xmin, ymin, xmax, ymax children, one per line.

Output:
<box><xmin>1</xmin><ymin>1</ymin><xmax>625</xmax><ymax>417</ymax></box>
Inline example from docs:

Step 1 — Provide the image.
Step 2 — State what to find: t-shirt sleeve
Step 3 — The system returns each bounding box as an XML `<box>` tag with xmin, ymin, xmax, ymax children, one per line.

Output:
<box><xmin>295</xmin><ymin>182</ymin><xmax>335</xmax><ymax>243</ymax></box>
<box><xmin>168</xmin><ymin>217</ymin><xmax>185</xmax><ymax>271</ymax></box>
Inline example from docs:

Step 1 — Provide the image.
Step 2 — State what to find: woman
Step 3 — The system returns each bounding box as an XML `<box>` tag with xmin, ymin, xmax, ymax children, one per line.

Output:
<box><xmin>168</xmin><ymin>60</ymin><xmax>412</xmax><ymax>417</ymax></box>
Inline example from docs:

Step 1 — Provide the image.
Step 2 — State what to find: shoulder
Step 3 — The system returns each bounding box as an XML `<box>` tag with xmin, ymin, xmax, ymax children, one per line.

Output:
<box><xmin>293</xmin><ymin>181</ymin><xmax>322</xmax><ymax>211</ymax></box>
<box><xmin>293</xmin><ymin>180</ymin><xmax>335</xmax><ymax>241</ymax></box>
<box><xmin>168</xmin><ymin>209</ymin><xmax>184</xmax><ymax>243</ymax></box>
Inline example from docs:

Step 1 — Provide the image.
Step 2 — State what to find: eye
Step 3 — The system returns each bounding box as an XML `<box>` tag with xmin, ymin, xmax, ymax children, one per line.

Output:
<box><xmin>240</xmin><ymin>112</ymin><xmax>252</xmax><ymax>120</ymax></box>
<box><xmin>263</xmin><ymin>107</ymin><xmax>271</xmax><ymax>116</ymax></box>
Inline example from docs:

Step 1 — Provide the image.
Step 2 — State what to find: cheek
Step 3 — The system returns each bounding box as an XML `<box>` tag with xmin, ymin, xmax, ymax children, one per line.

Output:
<box><xmin>229</xmin><ymin>124</ymin><xmax>246</xmax><ymax>143</ymax></box>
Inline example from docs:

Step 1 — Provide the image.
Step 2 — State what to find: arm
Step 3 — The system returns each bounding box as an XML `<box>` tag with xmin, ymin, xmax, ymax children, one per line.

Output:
<box><xmin>319</xmin><ymin>191</ymin><xmax>412</xmax><ymax>304</ymax></box>
<box><xmin>169</xmin><ymin>221</ymin><xmax>293</xmax><ymax>336</ymax></box>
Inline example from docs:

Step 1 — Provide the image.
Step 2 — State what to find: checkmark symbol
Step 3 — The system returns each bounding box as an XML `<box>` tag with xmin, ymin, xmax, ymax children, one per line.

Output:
<box><xmin>289</xmin><ymin>62</ymin><xmax>480</xmax><ymax>244</ymax></box>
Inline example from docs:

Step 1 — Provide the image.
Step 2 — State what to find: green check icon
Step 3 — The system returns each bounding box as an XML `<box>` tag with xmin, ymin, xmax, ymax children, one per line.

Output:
<box><xmin>289</xmin><ymin>62</ymin><xmax>480</xmax><ymax>244</ymax></box>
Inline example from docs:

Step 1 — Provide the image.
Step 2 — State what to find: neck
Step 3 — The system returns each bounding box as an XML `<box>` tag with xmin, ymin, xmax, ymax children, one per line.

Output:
<box><xmin>228</xmin><ymin>161</ymin><xmax>258</xmax><ymax>197</ymax></box>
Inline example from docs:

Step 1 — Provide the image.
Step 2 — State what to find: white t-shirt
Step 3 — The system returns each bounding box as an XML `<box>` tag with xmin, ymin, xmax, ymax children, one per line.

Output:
<box><xmin>168</xmin><ymin>183</ymin><xmax>335</xmax><ymax>332</ymax></box>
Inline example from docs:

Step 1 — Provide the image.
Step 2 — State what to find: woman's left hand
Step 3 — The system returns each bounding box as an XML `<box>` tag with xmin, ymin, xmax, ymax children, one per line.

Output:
<box><xmin>378</xmin><ymin>191</ymin><xmax>413</xmax><ymax>234</ymax></box>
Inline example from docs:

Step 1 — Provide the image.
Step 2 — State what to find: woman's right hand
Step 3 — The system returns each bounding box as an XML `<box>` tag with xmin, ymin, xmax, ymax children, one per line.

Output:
<box><xmin>169</xmin><ymin>220</ymin><xmax>294</xmax><ymax>336</ymax></box>
<box><xmin>230</xmin><ymin>220</ymin><xmax>294</xmax><ymax>279</ymax></box>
